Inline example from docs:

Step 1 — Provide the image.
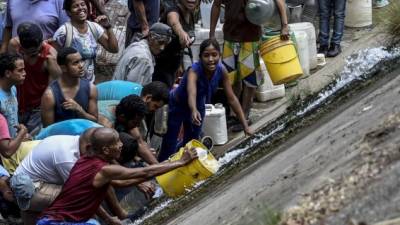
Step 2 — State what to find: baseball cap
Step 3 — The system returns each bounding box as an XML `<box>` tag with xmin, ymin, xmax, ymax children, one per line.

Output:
<box><xmin>149</xmin><ymin>23</ymin><xmax>173</xmax><ymax>41</ymax></box>
<box><xmin>10</xmin><ymin>174</ymin><xmax>35</xmax><ymax>210</ymax></box>
<box><xmin>17</xmin><ymin>22</ymin><xmax>43</xmax><ymax>49</ymax></box>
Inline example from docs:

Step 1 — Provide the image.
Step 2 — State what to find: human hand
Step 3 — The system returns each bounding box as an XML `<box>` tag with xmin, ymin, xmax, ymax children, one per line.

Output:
<box><xmin>280</xmin><ymin>25</ymin><xmax>290</xmax><ymax>41</ymax></box>
<box><xmin>15</xmin><ymin>124</ymin><xmax>28</xmax><ymax>135</ymax></box>
<box><xmin>106</xmin><ymin>216</ymin><xmax>123</xmax><ymax>225</ymax></box>
<box><xmin>95</xmin><ymin>15</ymin><xmax>112</xmax><ymax>29</ymax></box>
<box><xmin>179</xmin><ymin>31</ymin><xmax>192</xmax><ymax>48</ymax></box>
<box><xmin>141</xmin><ymin>25</ymin><xmax>150</xmax><ymax>38</ymax></box>
<box><xmin>191</xmin><ymin>110</ymin><xmax>202</xmax><ymax>126</ymax></box>
<box><xmin>137</xmin><ymin>181</ymin><xmax>155</xmax><ymax>200</ymax></box>
<box><xmin>62</xmin><ymin>98</ymin><xmax>83</xmax><ymax>113</ymax></box>
<box><xmin>244</xmin><ymin>126</ymin><xmax>254</xmax><ymax>136</ymax></box>
<box><xmin>180</xmin><ymin>147</ymin><xmax>198</xmax><ymax>165</ymax></box>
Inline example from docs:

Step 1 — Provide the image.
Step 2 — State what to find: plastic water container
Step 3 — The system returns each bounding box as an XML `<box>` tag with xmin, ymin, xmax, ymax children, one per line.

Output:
<box><xmin>256</xmin><ymin>59</ymin><xmax>285</xmax><ymax>102</ymax></box>
<box><xmin>183</xmin><ymin>25</ymin><xmax>224</xmax><ymax>69</ymax></box>
<box><xmin>288</xmin><ymin>22</ymin><xmax>317</xmax><ymax>69</ymax></box>
<box><xmin>345</xmin><ymin>0</ymin><xmax>372</xmax><ymax>28</ymax></box>
<box><xmin>202</xmin><ymin>104</ymin><xmax>228</xmax><ymax>145</ymax></box>
<box><xmin>293</xmin><ymin>30</ymin><xmax>310</xmax><ymax>76</ymax></box>
<box><xmin>200</xmin><ymin>1</ymin><xmax>221</xmax><ymax>28</ymax></box>
<box><xmin>156</xmin><ymin>140</ymin><xmax>219</xmax><ymax>197</ymax></box>
<box><xmin>96</xmin><ymin>80</ymin><xmax>142</xmax><ymax>101</ymax></box>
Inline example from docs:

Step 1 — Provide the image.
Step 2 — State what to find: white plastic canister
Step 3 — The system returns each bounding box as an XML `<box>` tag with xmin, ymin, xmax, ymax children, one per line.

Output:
<box><xmin>293</xmin><ymin>30</ymin><xmax>310</xmax><ymax>76</ymax></box>
<box><xmin>345</xmin><ymin>0</ymin><xmax>372</xmax><ymax>28</ymax></box>
<box><xmin>256</xmin><ymin>59</ymin><xmax>285</xmax><ymax>102</ymax></box>
<box><xmin>288</xmin><ymin>22</ymin><xmax>317</xmax><ymax>70</ymax></box>
<box><xmin>202</xmin><ymin>104</ymin><xmax>228</xmax><ymax>145</ymax></box>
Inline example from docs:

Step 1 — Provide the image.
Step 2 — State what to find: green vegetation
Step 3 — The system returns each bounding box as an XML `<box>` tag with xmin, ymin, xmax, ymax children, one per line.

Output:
<box><xmin>382</xmin><ymin>1</ymin><xmax>400</xmax><ymax>45</ymax></box>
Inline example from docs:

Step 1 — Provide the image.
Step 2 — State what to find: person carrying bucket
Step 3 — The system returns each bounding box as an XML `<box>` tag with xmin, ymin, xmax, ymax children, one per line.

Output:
<box><xmin>209</xmin><ymin>0</ymin><xmax>289</xmax><ymax>132</ymax></box>
<box><xmin>157</xmin><ymin>39</ymin><xmax>253</xmax><ymax>162</ymax></box>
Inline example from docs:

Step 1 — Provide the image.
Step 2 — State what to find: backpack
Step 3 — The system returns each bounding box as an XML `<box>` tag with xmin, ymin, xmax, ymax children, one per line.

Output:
<box><xmin>64</xmin><ymin>21</ymin><xmax>98</xmax><ymax>47</ymax></box>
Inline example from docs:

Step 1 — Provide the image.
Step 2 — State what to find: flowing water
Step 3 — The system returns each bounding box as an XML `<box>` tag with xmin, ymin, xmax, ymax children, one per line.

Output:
<box><xmin>128</xmin><ymin>47</ymin><xmax>400</xmax><ymax>225</ymax></box>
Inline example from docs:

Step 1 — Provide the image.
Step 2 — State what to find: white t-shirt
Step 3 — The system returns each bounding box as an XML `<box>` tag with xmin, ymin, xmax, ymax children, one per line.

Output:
<box><xmin>14</xmin><ymin>135</ymin><xmax>81</xmax><ymax>185</ymax></box>
<box><xmin>53</xmin><ymin>21</ymin><xmax>104</xmax><ymax>82</ymax></box>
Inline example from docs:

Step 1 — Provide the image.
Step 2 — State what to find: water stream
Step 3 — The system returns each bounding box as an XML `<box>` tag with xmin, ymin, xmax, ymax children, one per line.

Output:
<box><xmin>129</xmin><ymin>47</ymin><xmax>400</xmax><ymax>225</ymax></box>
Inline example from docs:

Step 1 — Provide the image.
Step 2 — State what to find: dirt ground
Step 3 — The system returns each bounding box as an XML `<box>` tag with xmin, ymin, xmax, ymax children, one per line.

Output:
<box><xmin>158</xmin><ymin>66</ymin><xmax>400</xmax><ymax>225</ymax></box>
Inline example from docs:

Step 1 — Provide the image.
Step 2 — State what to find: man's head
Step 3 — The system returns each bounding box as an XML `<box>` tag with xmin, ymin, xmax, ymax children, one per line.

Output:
<box><xmin>117</xmin><ymin>132</ymin><xmax>138</xmax><ymax>164</ymax></box>
<box><xmin>79</xmin><ymin>127</ymin><xmax>98</xmax><ymax>155</ymax></box>
<box><xmin>0</xmin><ymin>53</ymin><xmax>26</xmax><ymax>85</ymax></box>
<box><xmin>148</xmin><ymin>23</ymin><xmax>173</xmax><ymax>56</ymax></box>
<box><xmin>115</xmin><ymin>95</ymin><xmax>148</xmax><ymax>130</ymax></box>
<box><xmin>17</xmin><ymin>22</ymin><xmax>43</xmax><ymax>57</ymax></box>
<box><xmin>57</xmin><ymin>47</ymin><xmax>84</xmax><ymax>78</ymax></box>
<box><xmin>90</xmin><ymin>128</ymin><xmax>122</xmax><ymax>161</ymax></box>
<box><xmin>141</xmin><ymin>81</ymin><xmax>169</xmax><ymax>112</ymax></box>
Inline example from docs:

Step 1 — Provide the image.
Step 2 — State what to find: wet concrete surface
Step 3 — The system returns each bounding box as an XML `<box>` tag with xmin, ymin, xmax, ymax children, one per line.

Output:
<box><xmin>160</xmin><ymin>67</ymin><xmax>400</xmax><ymax>225</ymax></box>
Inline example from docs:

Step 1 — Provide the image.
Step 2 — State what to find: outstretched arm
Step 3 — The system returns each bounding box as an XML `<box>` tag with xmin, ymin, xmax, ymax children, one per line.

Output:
<box><xmin>221</xmin><ymin>66</ymin><xmax>253</xmax><ymax>136</ymax></box>
<box><xmin>93</xmin><ymin>147</ymin><xmax>198</xmax><ymax>187</ymax></box>
<box><xmin>132</xmin><ymin>0</ymin><xmax>149</xmax><ymax>37</ymax></box>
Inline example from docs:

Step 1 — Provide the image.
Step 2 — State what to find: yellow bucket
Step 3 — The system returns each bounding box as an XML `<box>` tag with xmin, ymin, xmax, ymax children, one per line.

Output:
<box><xmin>260</xmin><ymin>36</ymin><xmax>303</xmax><ymax>85</ymax></box>
<box><xmin>156</xmin><ymin>140</ymin><xmax>219</xmax><ymax>198</ymax></box>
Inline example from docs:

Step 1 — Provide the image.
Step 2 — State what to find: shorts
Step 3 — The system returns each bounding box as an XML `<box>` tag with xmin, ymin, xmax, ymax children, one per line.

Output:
<box><xmin>222</xmin><ymin>41</ymin><xmax>261</xmax><ymax>87</ymax></box>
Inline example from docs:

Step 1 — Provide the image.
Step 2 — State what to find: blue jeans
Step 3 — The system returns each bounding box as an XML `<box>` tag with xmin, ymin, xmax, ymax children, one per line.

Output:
<box><xmin>318</xmin><ymin>0</ymin><xmax>347</xmax><ymax>46</ymax></box>
<box><xmin>158</xmin><ymin>95</ymin><xmax>204</xmax><ymax>162</ymax></box>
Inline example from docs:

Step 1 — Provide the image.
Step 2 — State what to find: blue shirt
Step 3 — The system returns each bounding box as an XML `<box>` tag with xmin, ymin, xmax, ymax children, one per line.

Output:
<box><xmin>173</xmin><ymin>62</ymin><xmax>224</xmax><ymax>111</ymax></box>
<box><xmin>0</xmin><ymin>86</ymin><xmax>18</xmax><ymax>138</ymax></box>
<box><xmin>6</xmin><ymin>0</ymin><xmax>69</xmax><ymax>39</ymax></box>
<box><xmin>127</xmin><ymin>0</ymin><xmax>160</xmax><ymax>30</ymax></box>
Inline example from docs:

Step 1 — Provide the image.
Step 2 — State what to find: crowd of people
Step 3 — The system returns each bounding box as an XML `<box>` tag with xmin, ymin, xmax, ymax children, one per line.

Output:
<box><xmin>0</xmin><ymin>0</ymin><xmax>351</xmax><ymax>224</ymax></box>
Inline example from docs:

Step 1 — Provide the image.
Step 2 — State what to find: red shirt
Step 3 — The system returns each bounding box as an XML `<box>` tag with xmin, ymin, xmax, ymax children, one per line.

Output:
<box><xmin>17</xmin><ymin>42</ymin><xmax>52</xmax><ymax>113</ymax></box>
<box><xmin>41</xmin><ymin>156</ymin><xmax>109</xmax><ymax>222</ymax></box>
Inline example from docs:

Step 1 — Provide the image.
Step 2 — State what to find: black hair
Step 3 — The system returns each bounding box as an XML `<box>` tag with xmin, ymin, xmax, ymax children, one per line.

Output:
<box><xmin>17</xmin><ymin>22</ymin><xmax>43</xmax><ymax>49</ymax></box>
<box><xmin>141</xmin><ymin>81</ymin><xmax>169</xmax><ymax>104</ymax></box>
<box><xmin>118</xmin><ymin>132</ymin><xmax>139</xmax><ymax>164</ymax></box>
<box><xmin>63</xmin><ymin>0</ymin><xmax>79</xmax><ymax>12</ymax></box>
<box><xmin>199</xmin><ymin>38</ymin><xmax>221</xmax><ymax>59</ymax></box>
<box><xmin>57</xmin><ymin>47</ymin><xmax>78</xmax><ymax>65</ymax></box>
<box><xmin>0</xmin><ymin>53</ymin><xmax>23</xmax><ymax>78</ymax></box>
<box><xmin>116</xmin><ymin>95</ymin><xmax>148</xmax><ymax>121</ymax></box>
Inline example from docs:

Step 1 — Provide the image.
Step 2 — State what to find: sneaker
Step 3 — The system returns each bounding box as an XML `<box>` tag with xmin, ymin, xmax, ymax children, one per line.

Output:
<box><xmin>326</xmin><ymin>44</ymin><xmax>342</xmax><ymax>58</ymax></box>
<box><xmin>318</xmin><ymin>45</ymin><xmax>329</xmax><ymax>56</ymax></box>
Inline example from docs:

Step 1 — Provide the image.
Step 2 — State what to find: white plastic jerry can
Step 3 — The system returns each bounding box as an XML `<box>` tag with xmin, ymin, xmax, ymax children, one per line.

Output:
<box><xmin>202</xmin><ymin>104</ymin><xmax>228</xmax><ymax>145</ymax></box>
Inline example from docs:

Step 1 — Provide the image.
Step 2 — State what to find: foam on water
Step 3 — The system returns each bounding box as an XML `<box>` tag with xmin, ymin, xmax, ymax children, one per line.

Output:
<box><xmin>297</xmin><ymin>47</ymin><xmax>400</xmax><ymax>116</ymax></box>
<box><xmin>218</xmin><ymin>124</ymin><xmax>286</xmax><ymax>167</ymax></box>
<box><xmin>131</xmin><ymin>199</ymin><xmax>173</xmax><ymax>225</ymax></box>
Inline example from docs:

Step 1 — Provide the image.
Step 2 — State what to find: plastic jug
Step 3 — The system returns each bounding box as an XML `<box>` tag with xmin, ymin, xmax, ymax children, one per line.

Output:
<box><xmin>293</xmin><ymin>30</ymin><xmax>310</xmax><ymax>76</ymax></box>
<box><xmin>245</xmin><ymin>0</ymin><xmax>276</xmax><ymax>25</ymax></box>
<box><xmin>288</xmin><ymin>22</ymin><xmax>317</xmax><ymax>69</ymax></box>
<box><xmin>256</xmin><ymin>59</ymin><xmax>285</xmax><ymax>102</ymax></box>
<box><xmin>345</xmin><ymin>0</ymin><xmax>372</xmax><ymax>28</ymax></box>
<box><xmin>202</xmin><ymin>104</ymin><xmax>228</xmax><ymax>145</ymax></box>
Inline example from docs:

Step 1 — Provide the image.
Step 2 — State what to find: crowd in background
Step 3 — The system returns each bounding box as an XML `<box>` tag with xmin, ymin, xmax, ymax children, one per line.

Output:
<box><xmin>0</xmin><ymin>0</ymin><xmax>351</xmax><ymax>224</ymax></box>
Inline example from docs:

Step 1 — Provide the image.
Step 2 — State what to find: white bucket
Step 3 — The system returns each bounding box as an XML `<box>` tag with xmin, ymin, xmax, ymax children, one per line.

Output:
<box><xmin>345</xmin><ymin>0</ymin><xmax>372</xmax><ymax>28</ymax></box>
<box><xmin>256</xmin><ymin>59</ymin><xmax>285</xmax><ymax>102</ymax></box>
<box><xmin>293</xmin><ymin>30</ymin><xmax>310</xmax><ymax>76</ymax></box>
<box><xmin>202</xmin><ymin>104</ymin><xmax>228</xmax><ymax>145</ymax></box>
<box><xmin>288</xmin><ymin>22</ymin><xmax>317</xmax><ymax>70</ymax></box>
<box><xmin>200</xmin><ymin>1</ymin><xmax>221</xmax><ymax>29</ymax></box>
